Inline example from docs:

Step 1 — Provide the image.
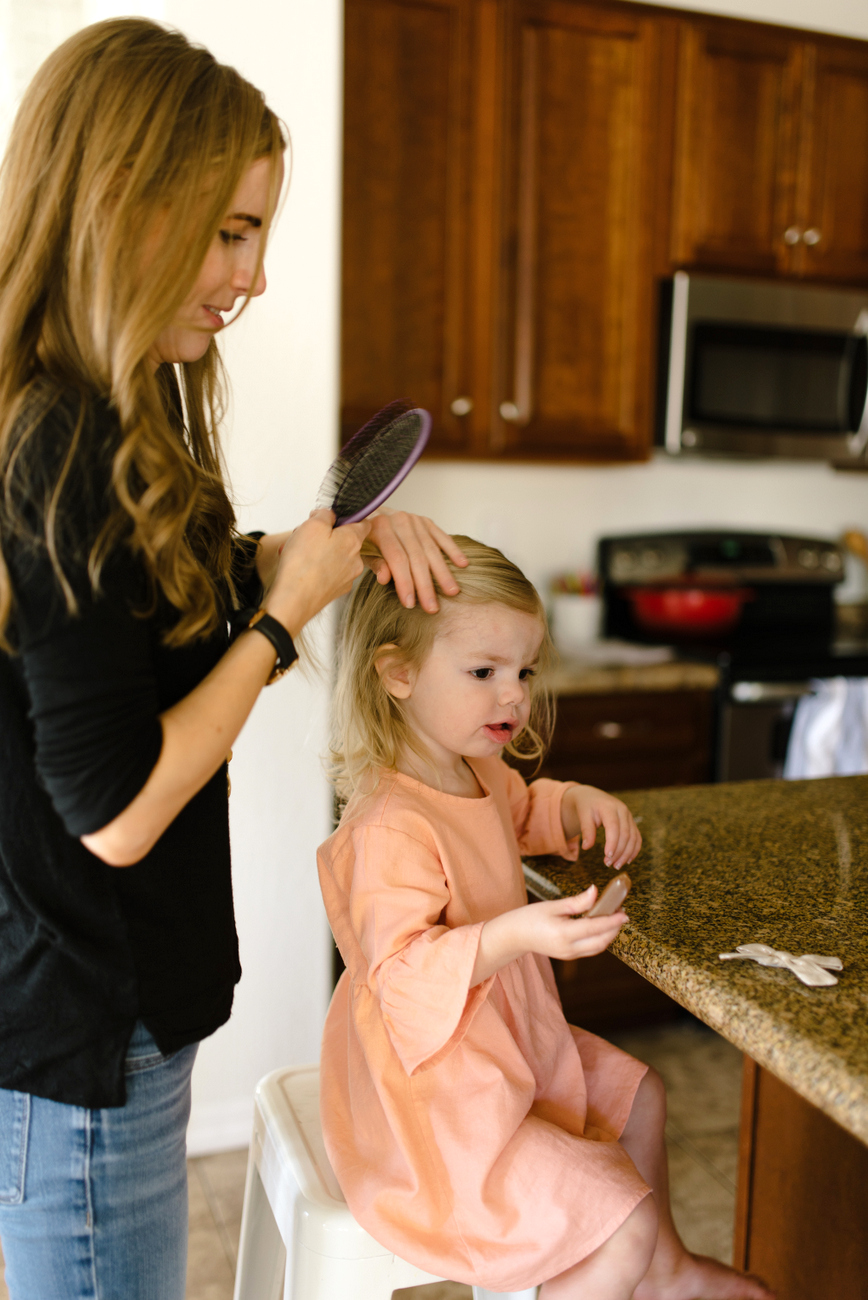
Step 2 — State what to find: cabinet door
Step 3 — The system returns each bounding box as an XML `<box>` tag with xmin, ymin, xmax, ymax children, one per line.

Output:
<box><xmin>795</xmin><ymin>40</ymin><xmax>868</xmax><ymax>285</ymax></box>
<box><xmin>342</xmin><ymin>0</ymin><xmax>490</xmax><ymax>453</ymax></box>
<box><xmin>671</xmin><ymin>18</ymin><xmax>804</xmax><ymax>276</ymax></box>
<box><xmin>494</xmin><ymin>0</ymin><xmax>669</xmax><ymax>460</ymax></box>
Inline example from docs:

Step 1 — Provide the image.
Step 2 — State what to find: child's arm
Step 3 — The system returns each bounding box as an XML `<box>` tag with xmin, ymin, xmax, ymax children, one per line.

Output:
<box><xmin>471</xmin><ymin>885</ymin><xmax>625</xmax><ymax>986</ymax></box>
<box><xmin>560</xmin><ymin>784</ymin><xmax>642</xmax><ymax>870</ymax></box>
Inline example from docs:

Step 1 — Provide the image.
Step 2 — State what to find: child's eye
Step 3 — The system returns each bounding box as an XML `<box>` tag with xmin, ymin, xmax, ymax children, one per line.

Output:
<box><xmin>519</xmin><ymin>667</ymin><xmax>536</xmax><ymax>680</ymax></box>
<box><xmin>470</xmin><ymin>668</ymin><xmax>494</xmax><ymax>679</ymax></box>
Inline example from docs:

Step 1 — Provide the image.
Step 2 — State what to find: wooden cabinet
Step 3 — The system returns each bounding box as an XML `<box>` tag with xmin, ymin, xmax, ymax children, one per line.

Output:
<box><xmin>342</xmin><ymin>1</ymin><xmax>868</xmax><ymax>462</ymax></box>
<box><xmin>799</xmin><ymin>41</ymin><xmax>868</xmax><ymax>283</ymax></box>
<box><xmin>342</xmin><ymin>0</ymin><xmax>673</xmax><ymax>460</ymax></box>
<box><xmin>735</xmin><ymin>1058</ymin><xmax>868</xmax><ymax>1298</ymax></box>
<box><xmin>341</xmin><ymin>0</ymin><xmax>478</xmax><ymax>454</ymax></box>
<box><xmin>535</xmin><ymin>689</ymin><xmax>714</xmax><ymax>790</ymax></box>
<box><xmin>493</xmin><ymin>1</ymin><xmax>669</xmax><ymax>459</ymax></box>
<box><xmin>671</xmin><ymin>15</ymin><xmax>868</xmax><ymax>284</ymax></box>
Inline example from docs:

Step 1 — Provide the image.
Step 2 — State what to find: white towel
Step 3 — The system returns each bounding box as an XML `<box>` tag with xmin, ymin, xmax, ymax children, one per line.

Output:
<box><xmin>784</xmin><ymin>677</ymin><xmax>868</xmax><ymax>779</ymax></box>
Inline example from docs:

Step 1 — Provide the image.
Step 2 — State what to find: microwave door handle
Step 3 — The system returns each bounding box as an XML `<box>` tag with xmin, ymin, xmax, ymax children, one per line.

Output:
<box><xmin>846</xmin><ymin>334</ymin><xmax>868</xmax><ymax>457</ymax></box>
<box><xmin>664</xmin><ymin>272</ymin><xmax>690</xmax><ymax>455</ymax></box>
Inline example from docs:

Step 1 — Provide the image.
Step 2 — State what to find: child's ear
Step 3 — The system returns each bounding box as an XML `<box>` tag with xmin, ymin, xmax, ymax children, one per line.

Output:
<box><xmin>375</xmin><ymin>644</ymin><xmax>413</xmax><ymax>699</ymax></box>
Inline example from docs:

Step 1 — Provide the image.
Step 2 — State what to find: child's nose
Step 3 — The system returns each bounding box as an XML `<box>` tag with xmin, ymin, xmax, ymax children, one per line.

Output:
<box><xmin>499</xmin><ymin>678</ymin><xmax>524</xmax><ymax>705</ymax></box>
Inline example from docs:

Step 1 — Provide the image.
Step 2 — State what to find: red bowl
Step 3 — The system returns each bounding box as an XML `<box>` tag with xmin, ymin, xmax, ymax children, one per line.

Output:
<box><xmin>626</xmin><ymin>587</ymin><xmax>751</xmax><ymax>636</ymax></box>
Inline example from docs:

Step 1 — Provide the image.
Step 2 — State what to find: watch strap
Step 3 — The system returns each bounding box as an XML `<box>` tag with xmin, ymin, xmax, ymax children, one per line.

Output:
<box><xmin>245</xmin><ymin>608</ymin><xmax>298</xmax><ymax>683</ymax></box>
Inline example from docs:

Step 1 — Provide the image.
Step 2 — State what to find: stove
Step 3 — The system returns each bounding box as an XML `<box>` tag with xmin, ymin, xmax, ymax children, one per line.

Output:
<box><xmin>597</xmin><ymin>529</ymin><xmax>868</xmax><ymax>779</ymax></box>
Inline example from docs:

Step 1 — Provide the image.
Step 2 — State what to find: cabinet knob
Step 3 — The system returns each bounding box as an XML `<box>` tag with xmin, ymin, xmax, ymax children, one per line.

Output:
<box><xmin>450</xmin><ymin>396</ymin><xmax>473</xmax><ymax>417</ymax></box>
<box><xmin>803</xmin><ymin>227</ymin><xmax>822</xmax><ymax>246</ymax></box>
<box><xmin>783</xmin><ymin>226</ymin><xmax>802</xmax><ymax>245</ymax></box>
<box><xmin>499</xmin><ymin>401</ymin><xmax>520</xmax><ymax>422</ymax></box>
<box><xmin>594</xmin><ymin>721</ymin><xmax>623</xmax><ymax>740</ymax></box>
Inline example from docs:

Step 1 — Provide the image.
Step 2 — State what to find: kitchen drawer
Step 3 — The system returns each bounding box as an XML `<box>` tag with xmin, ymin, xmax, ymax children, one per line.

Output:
<box><xmin>522</xmin><ymin>688</ymin><xmax>715</xmax><ymax>791</ymax></box>
<box><xmin>550</xmin><ymin>691</ymin><xmax>710</xmax><ymax>758</ymax></box>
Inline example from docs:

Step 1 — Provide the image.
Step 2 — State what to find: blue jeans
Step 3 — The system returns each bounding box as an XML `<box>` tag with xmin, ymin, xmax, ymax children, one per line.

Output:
<box><xmin>0</xmin><ymin>1022</ymin><xmax>198</xmax><ymax>1300</ymax></box>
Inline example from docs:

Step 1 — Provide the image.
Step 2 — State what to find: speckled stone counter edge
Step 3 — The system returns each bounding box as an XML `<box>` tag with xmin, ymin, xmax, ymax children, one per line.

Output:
<box><xmin>523</xmin><ymin>864</ymin><xmax>868</xmax><ymax>1146</ymax></box>
<box><xmin>612</xmin><ymin>928</ymin><xmax>868</xmax><ymax>1146</ymax></box>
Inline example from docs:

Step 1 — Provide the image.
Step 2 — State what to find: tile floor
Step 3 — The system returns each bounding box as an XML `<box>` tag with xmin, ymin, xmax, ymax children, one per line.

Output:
<box><xmin>0</xmin><ymin>1018</ymin><xmax>742</xmax><ymax>1300</ymax></box>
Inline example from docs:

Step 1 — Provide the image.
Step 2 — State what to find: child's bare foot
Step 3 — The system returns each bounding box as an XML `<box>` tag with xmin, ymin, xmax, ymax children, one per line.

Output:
<box><xmin>634</xmin><ymin>1251</ymin><xmax>775</xmax><ymax>1300</ymax></box>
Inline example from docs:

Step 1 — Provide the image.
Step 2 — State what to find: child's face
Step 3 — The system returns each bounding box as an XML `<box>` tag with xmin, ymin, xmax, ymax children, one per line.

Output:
<box><xmin>386</xmin><ymin>602</ymin><xmax>545</xmax><ymax>772</ymax></box>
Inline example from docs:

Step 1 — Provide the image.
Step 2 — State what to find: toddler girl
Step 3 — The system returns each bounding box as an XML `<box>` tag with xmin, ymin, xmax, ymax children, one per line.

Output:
<box><xmin>317</xmin><ymin>538</ymin><xmax>773</xmax><ymax>1300</ymax></box>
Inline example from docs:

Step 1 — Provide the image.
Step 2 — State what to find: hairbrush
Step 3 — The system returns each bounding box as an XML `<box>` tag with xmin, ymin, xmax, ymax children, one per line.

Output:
<box><xmin>316</xmin><ymin>400</ymin><xmax>431</xmax><ymax>525</ymax></box>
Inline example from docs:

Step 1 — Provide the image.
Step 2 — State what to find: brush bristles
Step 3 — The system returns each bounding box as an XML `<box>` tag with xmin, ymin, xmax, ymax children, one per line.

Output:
<box><xmin>316</xmin><ymin>399</ymin><xmax>417</xmax><ymax>515</ymax></box>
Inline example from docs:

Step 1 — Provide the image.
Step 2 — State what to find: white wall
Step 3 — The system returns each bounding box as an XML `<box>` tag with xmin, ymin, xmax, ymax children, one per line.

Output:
<box><xmin>165</xmin><ymin>0</ymin><xmax>344</xmax><ymax>1153</ymax></box>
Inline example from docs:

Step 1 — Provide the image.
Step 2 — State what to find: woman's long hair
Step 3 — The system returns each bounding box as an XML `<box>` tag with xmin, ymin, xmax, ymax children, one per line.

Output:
<box><xmin>0</xmin><ymin>18</ymin><xmax>285</xmax><ymax>647</ymax></box>
<box><xmin>330</xmin><ymin>537</ymin><xmax>556</xmax><ymax>804</ymax></box>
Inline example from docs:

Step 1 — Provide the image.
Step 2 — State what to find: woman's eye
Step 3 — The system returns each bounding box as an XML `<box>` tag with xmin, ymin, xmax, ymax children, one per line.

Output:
<box><xmin>218</xmin><ymin>229</ymin><xmax>246</xmax><ymax>245</ymax></box>
<box><xmin>519</xmin><ymin>668</ymin><xmax>536</xmax><ymax>680</ymax></box>
<box><xmin>470</xmin><ymin>668</ymin><xmax>493</xmax><ymax>680</ymax></box>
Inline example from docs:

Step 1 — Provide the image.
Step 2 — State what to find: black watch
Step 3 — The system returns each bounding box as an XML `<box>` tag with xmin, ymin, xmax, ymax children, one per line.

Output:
<box><xmin>245</xmin><ymin>609</ymin><xmax>299</xmax><ymax>684</ymax></box>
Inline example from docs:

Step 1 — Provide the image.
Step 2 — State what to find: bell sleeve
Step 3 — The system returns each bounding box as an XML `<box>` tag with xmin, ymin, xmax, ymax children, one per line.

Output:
<box><xmin>350</xmin><ymin>823</ymin><xmax>494</xmax><ymax>1075</ymax></box>
<box><xmin>503</xmin><ymin>766</ymin><xmax>581</xmax><ymax>860</ymax></box>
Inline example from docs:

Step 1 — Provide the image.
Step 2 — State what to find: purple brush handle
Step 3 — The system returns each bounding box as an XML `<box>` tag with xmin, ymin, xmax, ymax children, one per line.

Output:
<box><xmin>334</xmin><ymin>409</ymin><xmax>432</xmax><ymax>526</ymax></box>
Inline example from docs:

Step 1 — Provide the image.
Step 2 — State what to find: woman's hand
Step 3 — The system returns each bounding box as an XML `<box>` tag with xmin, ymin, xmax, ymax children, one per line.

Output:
<box><xmin>471</xmin><ymin>886</ymin><xmax>626</xmax><ymax>985</ymax></box>
<box><xmin>363</xmin><ymin>510</ymin><xmax>468</xmax><ymax>613</ymax></box>
<box><xmin>561</xmin><ymin>785</ymin><xmax>642</xmax><ymax>870</ymax></box>
<box><xmin>262</xmin><ymin>509</ymin><xmax>370</xmax><ymax>637</ymax></box>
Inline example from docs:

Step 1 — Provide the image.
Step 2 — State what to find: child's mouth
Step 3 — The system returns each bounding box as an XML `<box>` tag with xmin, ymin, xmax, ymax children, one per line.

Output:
<box><xmin>484</xmin><ymin>721</ymin><xmax>515</xmax><ymax>742</ymax></box>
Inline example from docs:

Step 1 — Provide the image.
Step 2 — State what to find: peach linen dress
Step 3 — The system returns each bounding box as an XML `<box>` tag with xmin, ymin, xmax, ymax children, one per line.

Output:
<box><xmin>317</xmin><ymin>756</ymin><xmax>650</xmax><ymax>1292</ymax></box>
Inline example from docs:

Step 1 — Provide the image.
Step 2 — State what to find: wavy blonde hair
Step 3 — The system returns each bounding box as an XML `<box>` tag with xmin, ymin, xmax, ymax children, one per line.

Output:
<box><xmin>330</xmin><ymin>536</ymin><xmax>555</xmax><ymax>802</ymax></box>
<box><xmin>0</xmin><ymin>18</ymin><xmax>285</xmax><ymax>648</ymax></box>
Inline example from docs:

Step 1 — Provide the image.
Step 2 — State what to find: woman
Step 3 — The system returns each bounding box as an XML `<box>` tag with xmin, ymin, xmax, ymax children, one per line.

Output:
<box><xmin>0</xmin><ymin>19</ymin><xmax>464</xmax><ymax>1300</ymax></box>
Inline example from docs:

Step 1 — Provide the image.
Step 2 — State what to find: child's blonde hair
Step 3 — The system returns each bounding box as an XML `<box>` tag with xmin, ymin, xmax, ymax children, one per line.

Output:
<box><xmin>330</xmin><ymin>536</ymin><xmax>555</xmax><ymax>802</ymax></box>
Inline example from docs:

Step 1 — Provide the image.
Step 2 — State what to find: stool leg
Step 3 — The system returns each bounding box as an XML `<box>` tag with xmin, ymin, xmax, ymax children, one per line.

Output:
<box><xmin>233</xmin><ymin>1156</ymin><xmax>287</xmax><ymax>1300</ymax></box>
<box><xmin>472</xmin><ymin>1290</ymin><xmax>539</xmax><ymax>1300</ymax></box>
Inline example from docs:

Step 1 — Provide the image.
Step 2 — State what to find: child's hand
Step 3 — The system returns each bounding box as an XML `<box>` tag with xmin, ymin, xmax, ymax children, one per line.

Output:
<box><xmin>561</xmin><ymin>785</ymin><xmax>642</xmax><ymax>870</ymax></box>
<box><xmin>518</xmin><ymin>887</ymin><xmax>628</xmax><ymax>961</ymax></box>
<box><xmin>471</xmin><ymin>886</ymin><xmax>626</xmax><ymax>983</ymax></box>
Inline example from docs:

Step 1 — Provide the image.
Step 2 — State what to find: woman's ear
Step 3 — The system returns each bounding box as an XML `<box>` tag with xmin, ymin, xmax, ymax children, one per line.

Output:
<box><xmin>375</xmin><ymin>644</ymin><xmax>413</xmax><ymax>699</ymax></box>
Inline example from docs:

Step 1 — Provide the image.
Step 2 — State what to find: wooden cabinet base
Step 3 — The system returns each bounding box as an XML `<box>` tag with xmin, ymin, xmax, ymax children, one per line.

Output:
<box><xmin>553</xmin><ymin>949</ymin><xmax>681</xmax><ymax>1033</ymax></box>
<box><xmin>735</xmin><ymin>1058</ymin><xmax>868</xmax><ymax>1298</ymax></box>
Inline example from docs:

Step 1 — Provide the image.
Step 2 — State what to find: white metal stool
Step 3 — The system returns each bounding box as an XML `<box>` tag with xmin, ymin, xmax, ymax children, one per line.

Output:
<box><xmin>232</xmin><ymin>1064</ymin><xmax>538</xmax><ymax>1300</ymax></box>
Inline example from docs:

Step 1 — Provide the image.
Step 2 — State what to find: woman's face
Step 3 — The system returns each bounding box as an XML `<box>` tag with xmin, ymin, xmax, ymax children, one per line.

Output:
<box><xmin>149</xmin><ymin>155</ymin><xmax>280</xmax><ymax>369</ymax></box>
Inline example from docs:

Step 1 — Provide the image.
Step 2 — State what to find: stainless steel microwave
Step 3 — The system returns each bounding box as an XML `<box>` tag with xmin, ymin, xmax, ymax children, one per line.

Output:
<box><xmin>656</xmin><ymin>272</ymin><xmax>868</xmax><ymax>461</ymax></box>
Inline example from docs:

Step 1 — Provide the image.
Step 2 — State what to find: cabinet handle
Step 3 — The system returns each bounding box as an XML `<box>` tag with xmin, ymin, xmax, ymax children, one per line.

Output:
<box><xmin>500</xmin><ymin>27</ymin><xmax>539</xmax><ymax>432</ymax></box>
<box><xmin>783</xmin><ymin>226</ymin><xmax>802</xmax><ymax>245</ymax></box>
<box><xmin>594</xmin><ymin>721</ymin><xmax>623</xmax><ymax>740</ymax></box>
<box><xmin>803</xmin><ymin>227</ymin><xmax>822</xmax><ymax>246</ymax></box>
<box><xmin>450</xmin><ymin>396</ymin><xmax>474</xmax><ymax>416</ymax></box>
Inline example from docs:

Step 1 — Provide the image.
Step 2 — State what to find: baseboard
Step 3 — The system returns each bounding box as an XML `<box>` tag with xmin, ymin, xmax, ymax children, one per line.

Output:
<box><xmin>187</xmin><ymin>1095</ymin><xmax>254</xmax><ymax>1156</ymax></box>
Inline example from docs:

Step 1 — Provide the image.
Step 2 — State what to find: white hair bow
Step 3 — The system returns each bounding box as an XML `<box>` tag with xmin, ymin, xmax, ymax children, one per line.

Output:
<box><xmin>719</xmin><ymin>943</ymin><xmax>843</xmax><ymax>987</ymax></box>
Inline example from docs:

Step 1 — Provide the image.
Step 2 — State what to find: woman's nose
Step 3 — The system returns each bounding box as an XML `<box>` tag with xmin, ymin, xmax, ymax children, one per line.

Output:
<box><xmin>230</xmin><ymin>259</ymin><xmax>267</xmax><ymax>299</ymax></box>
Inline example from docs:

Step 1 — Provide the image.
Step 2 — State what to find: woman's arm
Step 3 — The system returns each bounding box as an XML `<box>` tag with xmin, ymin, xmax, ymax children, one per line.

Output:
<box><xmin>255</xmin><ymin>511</ymin><xmax>469</xmax><ymax>614</ymax></box>
<box><xmin>81</xmin><ymin>511</ymin><xmax>366</xmax><ymax>866</ymax></box>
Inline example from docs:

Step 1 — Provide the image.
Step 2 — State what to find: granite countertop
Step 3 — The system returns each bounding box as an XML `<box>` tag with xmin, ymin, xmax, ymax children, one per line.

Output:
<box><xmin>548</xmin><ymin>658</ymin><xmax>720</xmax><ymax>696</ymax></box>
<box><xmin>523</xmin><ymin>775</ymin><xmax>868</xmax><ymax>1144</ymax></box>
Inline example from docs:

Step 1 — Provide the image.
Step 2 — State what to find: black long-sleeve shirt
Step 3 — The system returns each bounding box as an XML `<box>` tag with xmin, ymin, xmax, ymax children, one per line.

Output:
<box><xmin>0</xmin><ymin>393</ymin><xmax>261</xmax><ymax>1107</ymax></box>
